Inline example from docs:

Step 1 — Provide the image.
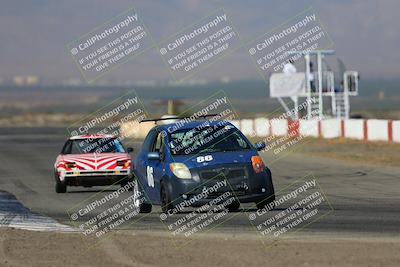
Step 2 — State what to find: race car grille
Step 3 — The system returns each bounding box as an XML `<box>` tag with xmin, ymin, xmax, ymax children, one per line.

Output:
<box><xmin>65</xmin><ymin>170</ymin><xmax>129</xmax><ymax>177</ymax></box>
<box><xmin>200</xmin><ymin>168</ymin><xmax>246</xmax><ymax>180</ymax></box>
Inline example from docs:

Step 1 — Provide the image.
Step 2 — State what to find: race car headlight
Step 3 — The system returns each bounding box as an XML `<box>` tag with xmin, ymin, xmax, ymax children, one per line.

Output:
<box><xmin>117</xmin><ymin>160</ymin><xmax>130</xmax><ymax>168</ymax></box>
<box><xmin>251</xmin><ymin>156</ymin><xmax>265</xmax><ymax>174</ymax></box>
<box><xmin>65</xmin><ymin>162</ymin><xmax>76</xmax><ymax>169</ymax></box>
<box><xmin>169</xmin><ymin>163</ymin><xmax>192</xmax><ymax>179</ymax></box>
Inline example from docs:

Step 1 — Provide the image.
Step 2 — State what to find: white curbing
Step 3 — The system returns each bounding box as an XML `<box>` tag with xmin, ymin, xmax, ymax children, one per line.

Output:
<box><xmin>367</xmin><ymin>119</ymin><xmax>389</xmax><ymax>141</ymax></box>
<box><xmin>299</xmin><ymin>119</ymin><xmax>319</xmax><ymax>137</ymax></box>
<box><xmin>344</xmin><ymin>119</ymin><xmax>365</xmax><ymax>140</ymax></box>
<box><xmin>393</xmin><ymin>121</ymin><xmax>400</xmax><ymax>143</ymax></box>
<box><xmin>254</xmin><ymin>118</ymin><xmax>269</xmax><ymax>137</ymax></box>
<box><xmin>321</xmin><ymin>119</ymin><xmax>341</xmax><ymax>139</ymax></box>
<box><xmin>270</xmin><ymin>119</ymin><xmax>288</xmax><ymax>136</ymax></box>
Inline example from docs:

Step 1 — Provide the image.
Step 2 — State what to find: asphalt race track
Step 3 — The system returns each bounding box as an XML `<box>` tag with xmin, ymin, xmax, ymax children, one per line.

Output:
<box><xmin>1</xmin><ymin>127</ymin><xmax>400</xmax><ymax>237</ymax></box>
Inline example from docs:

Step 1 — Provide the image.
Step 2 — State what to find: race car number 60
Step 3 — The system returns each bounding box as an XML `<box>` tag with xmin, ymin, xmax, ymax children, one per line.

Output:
<box><xmin>197</xmin><ymin>155</ymin><xmax>213</xmax><ymax>163</ymax></box>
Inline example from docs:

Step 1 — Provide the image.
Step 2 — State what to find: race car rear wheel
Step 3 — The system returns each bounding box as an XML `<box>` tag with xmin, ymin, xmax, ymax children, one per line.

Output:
<box><xmin>160</xmin><ymin>182</ymin><xmax>174</xmax><ymax>213</ymax></box>
<box><xmin>139</xmin><ymin>203</ymin><xmax>152</xmax><ymax>213</ymax></box>
<box><xmin>133</xmin><ymin>180</ymin><xmax>152</xmax><ymax>213</ymax></box>
<box><xmin>55</xmin><ymin>180</ymin><xmax>66</xmax><ymax>193</ymax></box>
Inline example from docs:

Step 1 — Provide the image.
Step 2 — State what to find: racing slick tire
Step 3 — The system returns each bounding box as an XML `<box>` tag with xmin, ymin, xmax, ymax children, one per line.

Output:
<box><xmin>255</xmin><ymin>167</ymin><xmax>275</xmax><ymax>210</ymax></box>
<box><xmin>256</xmin><ymin>197</ymin><xmax>275</xmax><ymax>210</ymax></box>
<box><xmin>133</xmin><ymin>180</ymin><xmax>152</xmax><ymax>213</ymax></box>
<box><xmin>121</xmin><ymin>181</ymin><xmax>133</xmax><ymax>191</ymax></box>
<box><xmin>226</xmin><ymin>200</ymin><xmax>241</xmax><ymax>212</ymax></box>
<box><xmin>160</xmin><ymin>181</ymin><xmax>174</xmax><ymax>214</ymax></box>
<box><xmin>55</xmin><ymin>179</ymin><xmax>67</xmax><ymax>193</ymax></box>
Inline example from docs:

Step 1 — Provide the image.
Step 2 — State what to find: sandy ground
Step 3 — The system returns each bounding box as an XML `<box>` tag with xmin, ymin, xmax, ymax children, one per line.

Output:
<box><xmin>294</xmin><ymin>138</ymin><xmax>400</xmax><ymax>167</ymax></box>
<box><xmin>0</xmin><ymin>228</ymin><xmax>399</xmax><ymax>267</ymax></box>
<box><xmin>249</xmin><ymin>136</ymin><xmax>400</xmax><ymax>167</ymax></box>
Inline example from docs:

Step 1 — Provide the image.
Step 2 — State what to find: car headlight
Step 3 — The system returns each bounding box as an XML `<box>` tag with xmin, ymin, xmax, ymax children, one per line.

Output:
<box><xmin>169</xmin><ymin>163</ymin><xmax>192</xmax><ymax>179</ymax></box>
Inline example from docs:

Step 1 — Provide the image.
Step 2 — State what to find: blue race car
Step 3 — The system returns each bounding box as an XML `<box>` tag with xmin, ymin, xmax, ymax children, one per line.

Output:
<box><xmin>132</xmin><ymin>117</ymin><xmax>275</xmax><ymax>213</ymax></box>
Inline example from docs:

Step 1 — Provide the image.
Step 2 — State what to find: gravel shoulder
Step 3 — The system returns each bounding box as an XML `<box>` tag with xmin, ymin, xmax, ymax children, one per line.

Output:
<box><xmin>1</xmin><ymin>228</ymin><xmax>399</xmax><ymax>267</ymax></box>
<box><xmin>249</xmin><ymin>136</ymin><xmax>400</xmax><ymax>167</ymax></box>
<box><xmin>293</xmin><ymin>138</ymin><xmax>400</xmax><ymax>167</ymax></box>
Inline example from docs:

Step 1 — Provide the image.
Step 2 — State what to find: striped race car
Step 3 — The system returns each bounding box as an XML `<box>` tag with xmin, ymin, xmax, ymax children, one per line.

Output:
<box><xmin>54</xmin><ymin>135</ymin><xmax>134</xmax><ymax>193</ymax></box>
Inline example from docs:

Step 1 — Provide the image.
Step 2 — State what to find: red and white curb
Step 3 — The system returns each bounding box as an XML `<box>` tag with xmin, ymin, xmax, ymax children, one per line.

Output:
<box><xmin>231</xmin><ymin>118</ymin><xmax>400</xmax><ymax>142</ymax></box>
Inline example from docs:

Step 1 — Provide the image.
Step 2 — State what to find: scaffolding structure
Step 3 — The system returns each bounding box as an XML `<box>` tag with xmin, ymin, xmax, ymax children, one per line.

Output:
<box><xmin>269</xmin><ymin>50</ymin><xmax>359</xmax><ymax>120</ymax></box>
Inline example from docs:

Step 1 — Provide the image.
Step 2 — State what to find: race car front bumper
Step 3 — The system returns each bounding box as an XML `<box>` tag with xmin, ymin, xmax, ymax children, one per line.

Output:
<box><xmin>58</xmin><ymin>169</ymin><xmax>133</xmax><ymax>187</ymax></box>
<box><xmin>165</xmin><ymin>164</ymin><xmax>275</xmax><ymax>207</ymax></box>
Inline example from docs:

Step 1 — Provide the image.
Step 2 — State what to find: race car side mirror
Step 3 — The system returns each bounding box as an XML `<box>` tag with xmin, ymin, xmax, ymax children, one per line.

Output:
<box><xmin>147</xmin><ymin>152</ymin><xmax>160</xmax><ymax>160</ymax></box>
<box><xmin>127</xmin><ymin>147</ymin><xmax>134</xmax><ymax>153</ymax></box>
<box><xmin>254</xmin><ymin>141</ymin><xmax>266</xmax><ymax>151</ymax></box>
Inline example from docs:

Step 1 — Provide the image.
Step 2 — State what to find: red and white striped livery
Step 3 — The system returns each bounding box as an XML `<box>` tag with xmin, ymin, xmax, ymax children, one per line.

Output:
<box><xmin>54</xmin><ymin>135</ymin><xmax>133</xmax><ymax>193</ymax></box>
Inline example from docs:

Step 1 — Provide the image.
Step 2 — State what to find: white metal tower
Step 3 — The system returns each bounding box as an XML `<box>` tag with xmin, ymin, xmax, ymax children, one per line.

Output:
<box><xmin>269</xmin><ymin>50</ymin><xmax>358</xmax><ymax>120</ymax></box>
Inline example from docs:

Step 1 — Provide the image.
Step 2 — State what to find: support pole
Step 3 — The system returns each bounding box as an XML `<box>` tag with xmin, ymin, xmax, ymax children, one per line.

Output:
<box><xmin>305</xmin><ymin>53</ymin><xmax>311</xmax><ymax>119</ymax></box>
<box><xmin>290</xmin><ymin>96</ymin><xmax>299</xmax><ymax>120</ymax></box>
<box><xmin>317</xmin><ymin>52</ymin><xmax>323</xmax><ymax>120</ymax></box>
<box><xmin>343</xmin><ymin>72</ymin><xmax>350</xmax><ymax>119</ymax></box>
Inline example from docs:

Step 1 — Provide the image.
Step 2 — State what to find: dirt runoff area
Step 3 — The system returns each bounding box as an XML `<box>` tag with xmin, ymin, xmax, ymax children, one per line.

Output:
<box><xmin>293</xmin><ymin>138</ymin><xmax>400</xmax><ymax>167</ymax></box>
<box><xmin>250</xmin><ymin>136</ymin><xmax>400</xmax><ymax>167</ymax></box>
<box><xmin>0</xmin><ymin>228</ymin><xmax>399</xmax><ymax>267</ymax></box>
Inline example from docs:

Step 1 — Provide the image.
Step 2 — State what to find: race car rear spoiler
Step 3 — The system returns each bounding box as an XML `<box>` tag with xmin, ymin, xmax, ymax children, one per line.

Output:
<box><xmin>140</xmin><ymin>114</ymin><xmax>219</xmax><ymax>123</ymax></box>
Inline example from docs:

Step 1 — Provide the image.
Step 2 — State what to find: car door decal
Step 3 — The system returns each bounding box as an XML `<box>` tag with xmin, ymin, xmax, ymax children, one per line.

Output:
<box><xmin>147</xmin><ymin>166</ymin><xmax>155</xmax><ymax>187</ymax></box>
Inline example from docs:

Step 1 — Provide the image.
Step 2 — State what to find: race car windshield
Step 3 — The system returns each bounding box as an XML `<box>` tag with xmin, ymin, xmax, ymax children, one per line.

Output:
<box><xmin>63</xmin><ymin>138</ymin><xmax>125</xmax><ymax>154</ymax></box>
<box><xmin>168</xmin><ymin>125</ymin><xmax>250</xmax><ymax>155</ymax></box>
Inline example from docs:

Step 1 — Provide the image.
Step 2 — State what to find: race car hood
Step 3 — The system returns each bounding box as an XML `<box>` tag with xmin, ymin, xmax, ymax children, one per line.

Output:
<box><xmin>175</xmin><ymin>150</ymin><xmax>258</xmax><ymax>169</ymax></box>
<box><xmin>59</xmin><ymin>153</ymin><xmax>130</xmax><ymax>170</ymax></box>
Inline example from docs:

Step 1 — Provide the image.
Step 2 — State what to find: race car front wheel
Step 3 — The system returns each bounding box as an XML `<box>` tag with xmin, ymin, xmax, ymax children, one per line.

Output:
<box><xmin>160</xmin><ymin>182</ymin><xmax>174</xmax><ymax>213</ymax></box>
<box><xmin>133</xmin><ymin>179</ymin><xmax>152</xmax><ymax>213</ymax></box>
<box><xmin>226</xmin><ymin>200</ymin><xmax>241</xmax><ymax>212</ymax></box>
<box><xmin>255</xmin><ymin>167</ymin><xmax>275</xmax><ymax>210</ymax></box>
<box><xmin>55</xmin><ymin>179</ymin><xmax>66</xmax><ymax>193</ymax></box>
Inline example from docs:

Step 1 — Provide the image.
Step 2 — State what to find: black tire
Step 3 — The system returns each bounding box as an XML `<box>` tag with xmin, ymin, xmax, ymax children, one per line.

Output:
<box><xmin>256</xmin><ymin>167</ymin><xmax>275</xmax><ymax>210</ymax></box>
<box><xmin>256</xmin><ymin>198</ymin><xmax>275</xmax><ymax>210</ymax></box>
<box><xmin>160</xmin><ymin>182</ymin><xmax>174</xmax><ymax>213</ymax></box>
<box><xmin>139</xmin><ymin>202</ymin><xmax>152</xmax><ymax>213</ymax></box>
<box><xmin>121</xmin><ymin>181</ymin><xmax>133</xmax><ymax>191</ymax></box>
<box><xmin>226</xmin><ymin>200</ymin><xmax>240</xmax><ymax>212</ymax></box>
<box><xmin>55</xmin><ymin>180</ymin><xmax>67</xmax><ymax>193</ymax></box>
<box><xmin>133</xmin><ymin>180</ymin><xmax>152</xmax><ymax>213</ymax></box>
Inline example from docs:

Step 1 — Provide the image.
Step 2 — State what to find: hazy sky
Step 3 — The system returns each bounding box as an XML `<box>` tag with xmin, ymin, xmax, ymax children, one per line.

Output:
<box><xmin>0</xmin><ymin>0</ymin><xmax>399</xmax><ymax>84</ymax></box>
